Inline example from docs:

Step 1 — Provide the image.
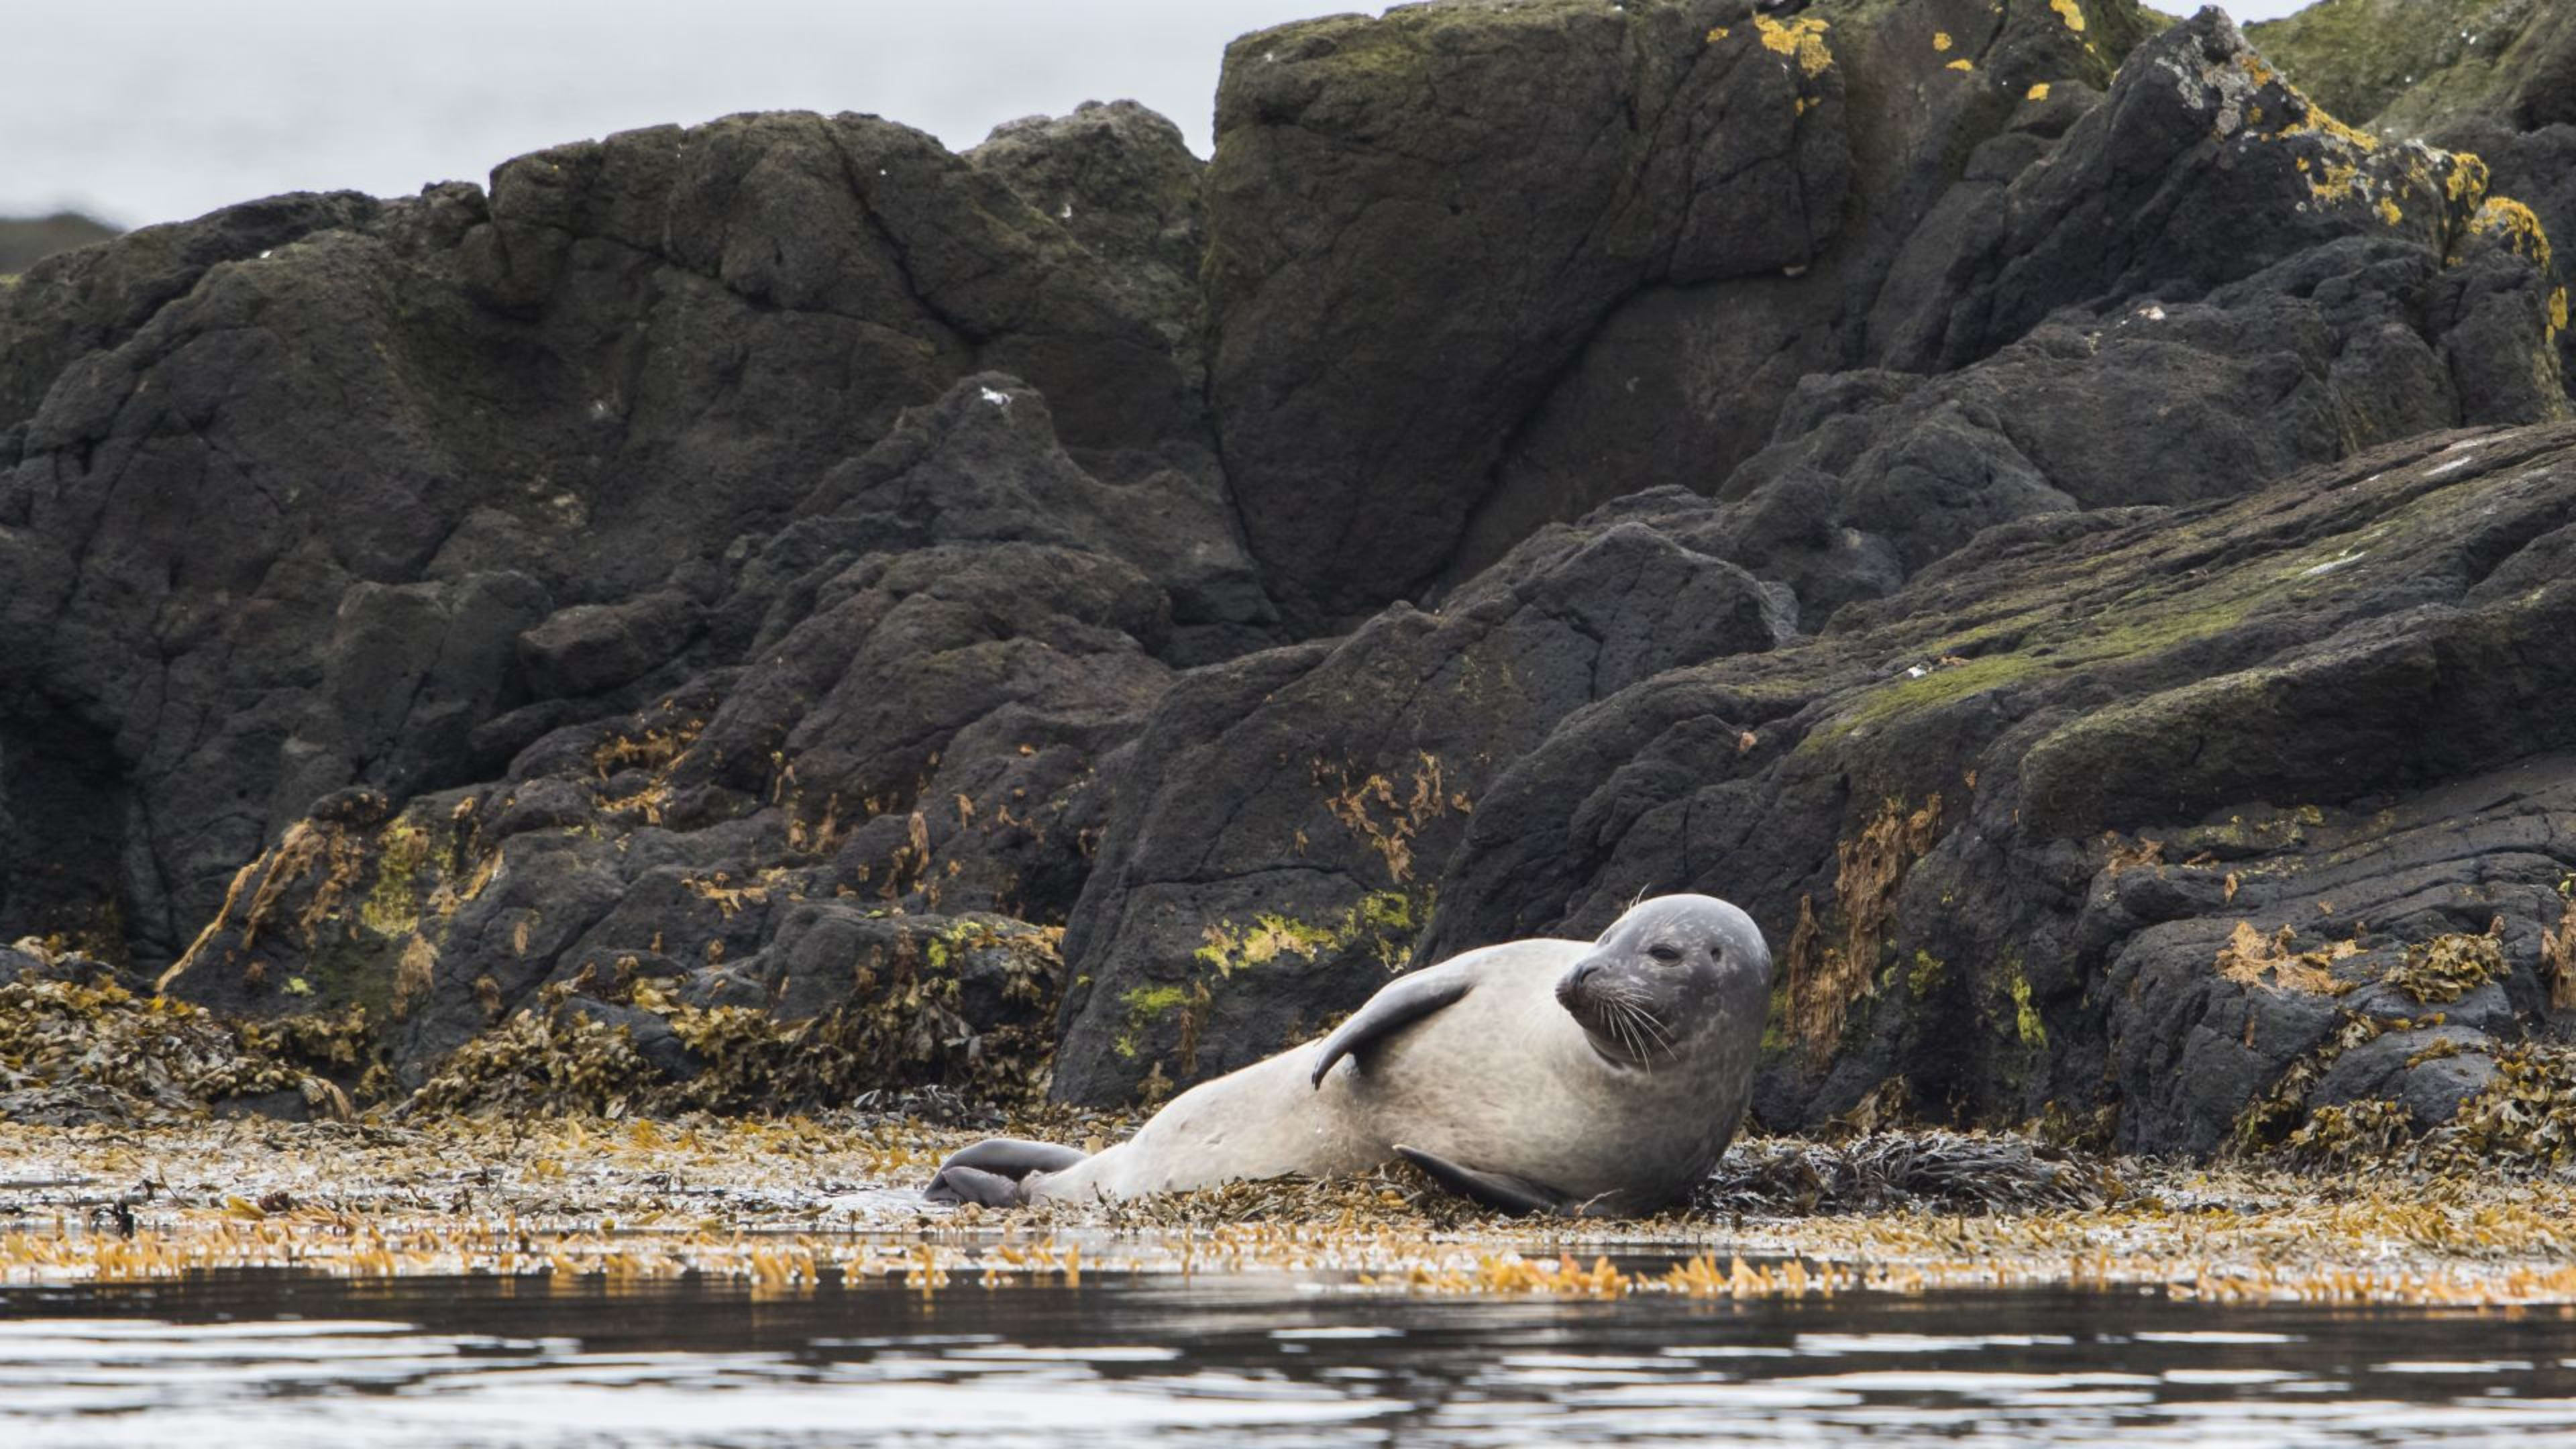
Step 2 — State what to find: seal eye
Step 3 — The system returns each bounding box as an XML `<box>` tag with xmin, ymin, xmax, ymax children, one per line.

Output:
<box><xmin>1646</xmin><ymin>945</ymin><xmax>1682</xmax><ymax>965</ymax></box>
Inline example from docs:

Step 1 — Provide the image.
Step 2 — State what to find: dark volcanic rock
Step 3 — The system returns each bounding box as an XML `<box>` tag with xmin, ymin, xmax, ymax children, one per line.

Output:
<box><xmin>969</xmin><ymin>101</ymin><xmax>1208</xmax><ymax>370</ymax></box>
<box><xmin>1054</xmin><ymin>511</ymin><xmax>1793</xmax><ymax>1102</ymax></box>
<box><xmin>1706</xmin><ymin>228</ymin><xmax>2563</xmax><ymax>619</ymax></box>
<box><xmin>517</xmin><ymin>591</ymin><xmax>704</xmax><ymax>702</ymax></box>
<box><xmin>153</xmin><ymin>370</ymin><xmax>1209</xmax><ymax>1090</ymax></box>
<box><xmin>1409</xmin><ymin>424</ymin><xmax>2576</xmax><ymax>1153</ymax></box>
<box><xmin>1872</xmin><ymin>11</ymin><xmax>2508</xmax><ymax>374</ymax></box>
<box><xmin>1204</xmin><ymin>0</ymin><xmax>1861</xmax><ymax>627</ymax></box>
<box><xmin>0</xmin><ymin>109</ymin><xmax>1228</xmax><ymax>971</ymax></box>
<box><xmin>1202</xmin><ymin>1</ymin><xmax>2557</xmax><ymax>631</ymax></box>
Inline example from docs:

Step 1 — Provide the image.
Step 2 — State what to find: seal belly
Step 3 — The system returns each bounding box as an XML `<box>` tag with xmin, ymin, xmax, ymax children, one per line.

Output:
<box><xmin>1340</xmin><ymin>943</ymin><xmax>1626</xmax><ymax>1188</ymax></box>
<box><xmin>1341</xmin><ymin>941</ymin><xmax>1738</xmax><ymax>1207</ymax></box>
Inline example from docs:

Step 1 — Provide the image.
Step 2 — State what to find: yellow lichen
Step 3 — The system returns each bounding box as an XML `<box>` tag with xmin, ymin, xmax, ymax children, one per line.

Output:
<box><xmin>2026</xmin><ymin>82</ymin><xmax>2051</xmax><ymax>101</ymax></box>
<box><xmin>2286</xmin><ymin>103</ymin><xmax>2381</xmax><ymax>154</ymax></box>
<box><xmin>1754</xmin><ymin>13</ymin><xmax>1833</xmax><ymax>77</ymax></box>
<box><xmin>1946</xmin><ymin>58</ymin><xmax>1975</xmax><ymax>72</ymax></box>
<box><xmin>2308</xmin><ymin>158</ymin><xmax>2365</xmax><ymax>204</ymax></box>
<box><xmin>1705</xmin><ymin>24</ymin><xmax>1728</xmax><ymax>41</ymax></box>
<box><xmin>2049</xmin><ymin>0</ymin><xmax>2086</xmax><ymax>32</ymax></box>
<box><xmin>2376</xmin><ymin>197</ymin><xmax>2403</xmax><ymax>226</ymax></box>
<box><xmin>2472</xmin><ymin>196</ymin><xmax>2554</xmax><ymax>272</ymax></box>
<box><xmin>2445</xmin><ymin>152</ymin><xmax>2491</xmax><ymax>207</ymax></box>
<box><xmin>1933</xmin><ymin>31</ymin><xmax>1953</xmax><ymax>52</ymax></box>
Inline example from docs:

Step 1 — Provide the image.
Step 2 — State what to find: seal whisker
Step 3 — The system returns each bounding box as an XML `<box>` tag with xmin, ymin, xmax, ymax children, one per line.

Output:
<box><xmin>1597</xmin><ymin>983</ymin><xmax>1672</xmax><ymax>1056</ymax></box>
<box><xmin>1611</xmin><ymin>997</ymin><xmax>1657</xmax><ymax>1060</ymax></box>
<box><xmin>1602</xmin><ymin>996</ymin><xmax>1641</xmax><ymax>1057</ymax></box>
<box><xmin>1631</xmin><ymin>1004</ymin><xmax>1674</xmax><ymax>1051</ymax></box>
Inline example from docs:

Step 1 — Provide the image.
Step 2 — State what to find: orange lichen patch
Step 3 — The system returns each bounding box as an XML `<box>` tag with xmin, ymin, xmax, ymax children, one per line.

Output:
<box><xmin>1754</xmin><ymin>13</ymin><xmax>1833</xmax><ymax>77</ymax></box>
<box><xmin>1786</xmin><ymin>795</ymin><xmax>1944</xmax><ymax>1055</ymax></box>
<box><xmin>590</xmin><ymin>718</ymin><xmax>702</xmax><ymax>777</ymax></box>
<box><xmin>2376</xmin><ymin>197</ymin><xmax>2404</xmax><ymax>226</ymax></box>
<box><xmin>2049</xmin><ymin>0</ymin><xmax>2086</xmax><ymax>32</ymax></box>
<box><xmin>2215</xmin><ymin>921</ymin><xmax>2358</xmax><ymax>994</ymax></box>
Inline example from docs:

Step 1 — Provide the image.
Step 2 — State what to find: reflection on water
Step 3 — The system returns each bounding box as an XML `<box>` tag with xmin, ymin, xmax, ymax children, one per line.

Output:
<box><xmin>5</xmin><ymin>1257</ymin><xmax>2575</xmax><ymax>1447</ymax></box>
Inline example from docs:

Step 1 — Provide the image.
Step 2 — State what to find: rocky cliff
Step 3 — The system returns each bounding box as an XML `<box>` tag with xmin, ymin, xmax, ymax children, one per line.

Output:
<box><xmin>3</xmin><ymin>3</ymin><xmax>2572</xmax><ymax>1163</ymax></box>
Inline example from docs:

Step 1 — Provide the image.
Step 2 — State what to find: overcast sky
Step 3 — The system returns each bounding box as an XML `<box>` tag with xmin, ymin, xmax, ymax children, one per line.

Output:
<box><xmin>8</xmin><ymin>0</ymin><xmax>2320</xmax><ymax>229</ymax></box>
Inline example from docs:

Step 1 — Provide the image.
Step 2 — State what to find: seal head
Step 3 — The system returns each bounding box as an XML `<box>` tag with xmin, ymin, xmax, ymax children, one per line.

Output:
<box><xmin>1554</xmin><ymin>894</ymin><xmax>1771</xmax><ymax>1065</ymax></box>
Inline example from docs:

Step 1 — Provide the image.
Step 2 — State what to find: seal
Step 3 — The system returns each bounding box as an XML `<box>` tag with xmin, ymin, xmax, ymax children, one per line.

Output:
<box><xmin>923</xmin><ymin>894</ymin><xmax>1771</xmax><ymax>1216</ymax></box>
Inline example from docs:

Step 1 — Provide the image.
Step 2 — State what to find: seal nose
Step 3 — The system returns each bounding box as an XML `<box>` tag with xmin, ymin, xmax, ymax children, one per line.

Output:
<box><xmin>1558</xmin><ymin>958</ymin><xmax>1603</xmax><ymax>1004</ymax></box>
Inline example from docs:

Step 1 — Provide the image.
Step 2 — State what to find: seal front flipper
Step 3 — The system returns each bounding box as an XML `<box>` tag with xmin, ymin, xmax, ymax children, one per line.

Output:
<box><xmin>922</xmin><ymin>1136</ymin><xmax>1089</xmax><ymax>1207</ymax></box>
<box><xmin>1309</xmin><ymin>971</ymin><xmax>1473</xmax><ymax>1087</ymax></box>
<box><xmin>1394</xmin><ymin>1145</ymin><xmax>1568</xmax><ymax>1216</ymax></box>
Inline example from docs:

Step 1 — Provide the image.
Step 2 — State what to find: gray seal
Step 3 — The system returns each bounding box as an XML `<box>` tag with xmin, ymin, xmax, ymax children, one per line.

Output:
<box><xmin>924</xmin><ymin>894</ymin><xmax>1771</xmax><ymax>1216</ymax></box>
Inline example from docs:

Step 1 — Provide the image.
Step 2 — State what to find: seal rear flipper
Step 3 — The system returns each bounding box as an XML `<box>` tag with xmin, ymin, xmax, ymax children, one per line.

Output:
<box><xmin>937</xmin><ymin>1137</ymin><xmax>1089</xmax><ymax>1177</ymax></box>
<box><xmin>1309</xmin><ymin>971</ymin><xmax>1474</xmax><ymax>1087</ymax></box>
<box><xmin>923</xmin><ymin>1164</ymin><xmax>1028</xmax><ymax>1208</ymax></box>
<box><xmin>1394</xmin><ymin>1145</ymin><xmax>1568</xmax><ymax>1216</ymax></box>
<box><xmin>921</xmin><ymin>1136</ymin><xmax>1089</xmax><ymax>1207</ymax></box>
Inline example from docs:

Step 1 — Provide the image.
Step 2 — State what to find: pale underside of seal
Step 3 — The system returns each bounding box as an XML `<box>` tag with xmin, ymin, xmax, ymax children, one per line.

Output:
<box><xmin>925</xmin><ymin>894</ymin><xmax>1773</xmax><ymax>1217</ymax></box>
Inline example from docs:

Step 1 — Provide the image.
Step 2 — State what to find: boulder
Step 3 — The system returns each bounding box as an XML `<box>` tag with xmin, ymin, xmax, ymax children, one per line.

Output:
<box><xmin>1407</xmin><ymin>423</ymin><xmax>2576</xmax><ymax>1151</ymax></box>
<box><xmin>1054</xmin><ymin>511</ymin><xmax>1793</xmax><ymax>1102</ymax></box>
<box><xmin>0</xmin><ymin>108</ymin><xmax>1225</xmax><ymax>969</ymax></box>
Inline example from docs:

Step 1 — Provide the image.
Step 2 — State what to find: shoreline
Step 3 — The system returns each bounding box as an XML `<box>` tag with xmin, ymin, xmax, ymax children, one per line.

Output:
<box><xmin>3</xmin><ymin>1118</ymin><xmax>2570</xmax><ymax>1310</ymax></box>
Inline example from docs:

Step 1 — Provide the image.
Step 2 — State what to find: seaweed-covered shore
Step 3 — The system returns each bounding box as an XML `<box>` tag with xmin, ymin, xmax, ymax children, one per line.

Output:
<box><xmin>4</xmin><ymin>1116</ymin><xmax>2573</xmax><ymax>1310</ymax></box>
<box><xmin>5</xmin><ymin>940</ymin><xmax>2569</xmax><ymax>1308</ymax></box>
